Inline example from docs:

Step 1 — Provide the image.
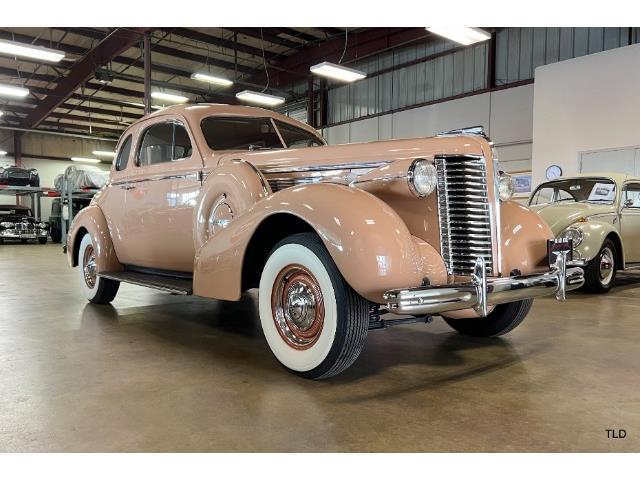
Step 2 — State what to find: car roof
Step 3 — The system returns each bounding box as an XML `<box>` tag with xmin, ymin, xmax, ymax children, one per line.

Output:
<box><xmin>544</xmin><ymin>172</ymin><xmax>640</xmax><ymax>184</ymax></box>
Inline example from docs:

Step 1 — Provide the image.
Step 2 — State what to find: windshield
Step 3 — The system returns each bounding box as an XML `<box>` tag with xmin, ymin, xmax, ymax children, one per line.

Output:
<box><xmin>529</xmin><ymin>177</ymin><xmax>617</xmax><ymax>206</ymax></box>
<box><xmin>200</xmin><ymin>116</ymin><xmax>324</xmax><ymax>151</ymax></box>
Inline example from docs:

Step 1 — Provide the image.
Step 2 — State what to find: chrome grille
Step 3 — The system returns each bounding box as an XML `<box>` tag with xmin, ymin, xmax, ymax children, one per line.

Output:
<box><xmin>435</xmin><ymin>155</ymin><xmax>493</xmax><ymax>276</ymax></box>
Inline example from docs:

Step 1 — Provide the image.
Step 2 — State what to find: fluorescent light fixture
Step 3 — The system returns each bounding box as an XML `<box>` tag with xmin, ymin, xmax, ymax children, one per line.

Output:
<box><xmin>0</xmin><ymin>150</ymin><xmax>7</xmax><ymax>156</ymax></box>
<box><xmin>310</xmin><ymin>61</ymin><xmax>366</xmax><ymax>82</ymax></box>
<box><xmin>426</xmin><ymin>27</ymin><xmax>490</xmax><ymax>46</ymax></box>
<box><xmin>71</xmin><ymin>157</ymin><xmax>101</xmax><ymax>164</ymax></box>
<box><xmin>235</xmin><ymin>90</ymin><xmax>285</xmax><ymax>107</ymax></box>
<box><xmin>92</xmin><ymin>150</ymin><xmax>116</xmax><ymax>158</ymax></box>
<box><xmin>0</xmin><ymin>111</ymin><xmax>3</xmax><ymax>117</ymax></box>
<box><xmin>151</xmin><ymin>91</ymin><xmax>189</xmax><ymax>103</ymax></box>
<box><xmin>0</xmin><ymin>39</ymin><xmax>65</xmax><ymax>63</ymax></box>
<box><xmin>190</xmin><ymin>72</ymin><xmax>233</xmax><ymax>87</ymax></box>
<box><xmin>0</xmin><ymin>84</ymin><xmax>29</xmax><ymax>98</ymax></box>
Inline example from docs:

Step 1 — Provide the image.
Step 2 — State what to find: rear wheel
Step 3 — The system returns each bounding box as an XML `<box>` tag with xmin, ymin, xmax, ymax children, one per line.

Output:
<box><xmin>78</xmin><ymin>233</ymin><xmax>119</xmax><ymax>304</ymax></box>
<box><xmin>583</xmin><ymin>239</ymin><xmax>617</xmax><ymax>293</ymax></box>
<box><xmin>443</xmin><ymin>299</ymin><xmax>533</xmax><ymax>337</ymax></box>
<box><xmin>258</xmin><ymin>233</ymin><xmax>369</xmax><ymax>379</ymax></box>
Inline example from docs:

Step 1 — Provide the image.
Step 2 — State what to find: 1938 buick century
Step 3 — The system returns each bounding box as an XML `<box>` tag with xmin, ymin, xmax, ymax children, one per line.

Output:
<box><xmin>530</xmin><ymin>174</ymin><xmax>640</xmax><ymax>292</ymax></box>
<box><xmin>65</xmin><ymin>104</ymin><xmax>584</xmax><ymax>379</ymax></box>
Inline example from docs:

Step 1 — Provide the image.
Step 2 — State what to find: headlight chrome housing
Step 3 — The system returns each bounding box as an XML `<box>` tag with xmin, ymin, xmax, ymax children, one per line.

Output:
<box><xmin>408</xmin><ymin>159</ymin><xmax>437</xmax><ymax>197</ymax></box>
<box><xmin>562</xmin><ymin>227</ymin><xmax>584</xmax><ymax>247</ymax></box>
<box><xmin>497</xmin><ymin>172</ymin><xmax>514</xmax><ymax>201</ymax></box>
<box><xmin>0</xmin><ymin>221</ymin><xmax>14</xmax><ymax>228</ymax></box>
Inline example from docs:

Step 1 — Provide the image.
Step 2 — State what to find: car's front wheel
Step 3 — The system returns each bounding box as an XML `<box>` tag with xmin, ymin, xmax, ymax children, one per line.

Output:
<box><xmin>258</xmin><ymin>232</ymin><xmax>369</xmax><ymax>379</ymax></box>
<box><xmin>583</xmin><ymin>239</ymin><xmax>617</xmax><ymax>293</ymax></box>
<box><xmin>38</xmin><ymin>237</ymin><xmax>47</xmax><ymax>245</ymax></box>
<box><xmin>443</xmin><ymin>299</ymin><xmax>533</xmax><ymax>337</ymax></box>
<box><xmin>78</xmin><ymin>233</ymin><xmax>119</xmax><ymax>304</ymax></box>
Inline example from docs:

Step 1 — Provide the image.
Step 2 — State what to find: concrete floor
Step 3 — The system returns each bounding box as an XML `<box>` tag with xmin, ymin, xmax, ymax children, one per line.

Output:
<box><xmin>0</xmin><ymin>243</ymin><xmax>638</xmax><ymax>452</ymax></box>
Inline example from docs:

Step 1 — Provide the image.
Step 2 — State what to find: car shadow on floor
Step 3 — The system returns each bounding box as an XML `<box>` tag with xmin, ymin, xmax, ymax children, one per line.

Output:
<box><xmin>79</xmin><ymin>295</ymin><xmax>549</xmax><ymax>394</ymax></box>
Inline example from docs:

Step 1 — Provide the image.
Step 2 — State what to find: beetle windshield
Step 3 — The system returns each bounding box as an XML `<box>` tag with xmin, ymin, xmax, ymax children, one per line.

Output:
<box><xmin>529</xmin><ymin>177</ymin><xmax>617</xmax><ymax>206</ymax></box>
<box><xmin>200</xmin><ymin>116</ymin><xmax>324</xmax><ymax>151</ymax></box>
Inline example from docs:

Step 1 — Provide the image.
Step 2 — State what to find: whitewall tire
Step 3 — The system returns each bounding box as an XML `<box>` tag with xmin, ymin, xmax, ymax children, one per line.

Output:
<box><xmin>258</xmin><ymin>233</ymin><xmax>369</xmax><ymax>379</ymax></box>
<box><xmin>78</xmin><ymin>233</ymin><xmax>119</xmax><ymax>304</ymax></box>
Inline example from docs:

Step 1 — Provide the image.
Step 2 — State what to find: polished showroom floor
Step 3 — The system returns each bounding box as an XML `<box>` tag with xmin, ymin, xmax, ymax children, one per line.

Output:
<box><xmin>1</xmin><ymin>243</ymin><xmax>638</xmax><ymax>452</ymax></box>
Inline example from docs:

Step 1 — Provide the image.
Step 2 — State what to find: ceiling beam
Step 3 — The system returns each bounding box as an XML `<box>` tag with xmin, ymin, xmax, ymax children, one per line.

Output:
<box><xmin>250</xmin><ymin>28</ymin><xmax>430</xmax><ymax>88</ymax></box>
<box><xmin>159</xmin><ymin>28</ymin><xmax>267</xmax><ymax>58</ymax></box>
<box><xmin>225</xmin><ymin>28</ymin><xmax>301</xmax><ymax>50</ymax></box>
<box><xmin>269</xmin><ymin>28</ymin><xmax>318</xmax><ymax>44</ymax></box>
<box><xmin>22</xmin><ymin>27</ymin><xmax>154</xmax><ymax>129</ymax></box>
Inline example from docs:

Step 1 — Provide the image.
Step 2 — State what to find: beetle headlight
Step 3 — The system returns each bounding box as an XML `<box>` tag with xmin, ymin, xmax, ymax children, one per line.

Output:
<box><xmin>408</xmin><ymin>159</ymin><xmax>437</xmax><ymax>197</ymax></box>
<box><xmin>562</xmin><ymin>227</ymin><xmax>583</xmax><ymax>247</ymax></box>
<box><xmin>497</xmin><ymin>172</ymin><xmax>514</xmax><ymax>201</ymax></box>
<box><xmin>0</xmin><ymin>221</ymin><xmax>14</xmax><ymax>228</ymax></box>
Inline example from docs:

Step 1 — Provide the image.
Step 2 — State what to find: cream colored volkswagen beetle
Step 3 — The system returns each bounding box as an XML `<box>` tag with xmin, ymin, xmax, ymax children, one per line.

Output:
<box><xmin>529</xmin><ymin>173</ymin><xmax>640</xmax><ymax>292</ymax></box>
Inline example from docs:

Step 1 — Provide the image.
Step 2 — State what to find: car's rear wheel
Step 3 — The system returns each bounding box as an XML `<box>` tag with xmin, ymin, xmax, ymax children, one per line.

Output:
<box><xmin>583</xmin><ymin>239</ymin><xmax>617</xmax><ymax>293</ymax></box>
<box><xmin>258</xmin><ymin>232</ymin><xmax>369</xmax><ymax>379</ymax></box>
<box><xmin>443</xmin><ymin>299</ymin><xmax>533</xmax><ymax>337</ymax></box>
<box><xmin>78</xmin><ymin>233</ymin><xmax>119</xmax><ymax>304</ymax></box>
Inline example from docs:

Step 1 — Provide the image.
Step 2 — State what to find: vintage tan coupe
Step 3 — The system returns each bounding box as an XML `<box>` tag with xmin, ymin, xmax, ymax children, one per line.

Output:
<box><xmin>530</xmin><ymin>173</ymin><xmax>640</xmax><ymax>292</ymax></box>
<box><xmin>66</xmin><ymin>104</ymin><xmax>584</xmax><ymax>379</ymax></box>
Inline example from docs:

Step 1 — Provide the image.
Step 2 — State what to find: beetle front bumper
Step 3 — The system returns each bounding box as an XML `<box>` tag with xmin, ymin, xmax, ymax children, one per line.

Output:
<box><xmin>383</xmin><ymin>253</ymin><xmax>585</xmax><ymax>317</ymax></box>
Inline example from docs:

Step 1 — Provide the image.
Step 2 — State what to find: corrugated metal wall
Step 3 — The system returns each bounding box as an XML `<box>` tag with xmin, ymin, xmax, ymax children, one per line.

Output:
<box><xmin>321</xmin><ymin>27</ymin><xmax>639</xmax><ymax>126</ymax></box>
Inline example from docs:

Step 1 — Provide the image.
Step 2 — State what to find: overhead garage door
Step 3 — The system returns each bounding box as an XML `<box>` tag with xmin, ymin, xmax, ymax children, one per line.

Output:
<box><xmin>579</xmin><ymin>146</ymin><xmax>640</xmax><ymax>175</ymax></box>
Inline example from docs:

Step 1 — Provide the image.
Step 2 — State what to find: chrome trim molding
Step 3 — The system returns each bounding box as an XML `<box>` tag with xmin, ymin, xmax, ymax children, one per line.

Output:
<box><xmin>384</xmin><ymin>254</ymin><xmax>584</xmax><ymax>316</ymax></box>
<box><xmin>111</xmin><ymin>172</ymin><xmax>200</xmax><ymax>186</ymax></box>
<box><xmin>260</xmin><ymin>161</ymin><xmax>391</xmax><ymax>174</ymax></box>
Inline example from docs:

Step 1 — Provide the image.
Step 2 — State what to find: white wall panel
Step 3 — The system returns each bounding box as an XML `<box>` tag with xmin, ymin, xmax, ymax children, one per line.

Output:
<box><xmin>532</xmin><ymin>43</ymin><xmax>640</xmax><ymax>186</ymax></box>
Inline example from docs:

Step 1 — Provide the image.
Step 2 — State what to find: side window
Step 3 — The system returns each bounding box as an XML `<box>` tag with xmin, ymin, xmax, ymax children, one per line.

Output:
<box><xmin>623</xmin><ymin>183</ymin><xmax>640</xmax><ymax>208</ymax></box>
<box><xmin>137</xmin><ymin>121</ymin><xmax>192</xmax><ymax>167</ymax></box>
<box><xmin>115</xmin><ymin>135</ymin><xmax>132</xmax><ymax>171</ymax></box>
<box><xmin>274</xmin><ymin>120</ymin><xmax>323</xmax><ymax>148</ymax></box>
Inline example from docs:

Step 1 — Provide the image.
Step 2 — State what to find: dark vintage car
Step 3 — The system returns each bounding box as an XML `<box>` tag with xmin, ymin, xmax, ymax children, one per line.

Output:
<box><xmin>0</xmin><ymin>205</ymin><xmax>49</xmax><ymax>244</ymax></box>
<box><xmin>0</xmin><ymin>166</ymin><xmax>40</xmax><ymax>187</ymax></box>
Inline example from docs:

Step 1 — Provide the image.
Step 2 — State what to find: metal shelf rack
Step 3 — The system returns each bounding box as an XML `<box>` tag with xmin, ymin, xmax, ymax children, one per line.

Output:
<box><xmin>0</xmin><ymin>185</ymin><xmax>55</xmax><ymax>220</ymax></box>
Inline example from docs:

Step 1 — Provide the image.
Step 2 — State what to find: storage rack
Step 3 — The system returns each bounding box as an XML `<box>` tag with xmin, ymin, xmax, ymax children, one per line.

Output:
<box><xmin>0</xmin><ymin>185</ymin><xmax>54</xmax><ymax>220</ymax></box>
<box><xmin>56</xmin><ymin>174</ymin><xmax>101</xmax><ymax>244</ymax></box>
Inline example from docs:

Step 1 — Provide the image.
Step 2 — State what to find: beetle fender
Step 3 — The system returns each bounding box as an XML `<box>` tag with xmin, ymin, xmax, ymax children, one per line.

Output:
<box><xmin>193</xmin><ymin>183</ymin><xmax>447</xmax><ymax>303</ymax></box>
<box><xmin>194</xmin><ymin>160</ymin><xmax>271</xmax><ymax>251</ymax></box>
<box><xmin>66</xmin><ymin>204</ymin><xmax>122</xmax><ymax>272</ymax></box>
<box><xmin>570</xmin><ymin>220</ymin><xmax>623</xmax><ymax>263</ymax></box>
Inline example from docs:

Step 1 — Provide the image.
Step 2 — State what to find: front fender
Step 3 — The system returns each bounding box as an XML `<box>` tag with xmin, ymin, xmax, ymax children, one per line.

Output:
<box><xmin>571</xmin><ymin>220</ymin><xmax>622</xmax><ymax>262</ymax></box>
<box><xmin>66</xmin><ymin>205</ymin><xmax>122</xmax><ymax>273</ymax></box>
<box><xmin>194</xmin><ymin>183</ymin><xmax>446</xmax><ymax>303</ymax></box>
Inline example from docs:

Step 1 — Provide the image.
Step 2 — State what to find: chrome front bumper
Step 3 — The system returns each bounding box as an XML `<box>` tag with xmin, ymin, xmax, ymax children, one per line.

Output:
<box><xmin>383</xmin><ymin>254</ymin><xmax>585</xmax><ymax>316</ymax></box>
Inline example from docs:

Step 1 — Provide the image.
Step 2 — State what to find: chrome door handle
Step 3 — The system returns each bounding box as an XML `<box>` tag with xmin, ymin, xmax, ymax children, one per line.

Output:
<box><xmin>120</xmin><ymin>185</ymin><xmax>136</xmax><ymax>190</ymax></box>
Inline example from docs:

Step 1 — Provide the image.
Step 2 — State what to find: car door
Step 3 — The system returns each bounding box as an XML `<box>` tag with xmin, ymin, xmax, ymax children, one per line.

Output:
<box><xmin>99</xmin><ymin>132</ymin><xmax>134</xmax><ymax>257</ymax></box>
<box><xmin>119</xmin><ymin>116</ymin><xmax>202</xmax><ymax>272</ymax></box>
<box><xmin>620</xmin><ymin>182</ymin><xmax>640</xmax><ymax>263</ymax></box>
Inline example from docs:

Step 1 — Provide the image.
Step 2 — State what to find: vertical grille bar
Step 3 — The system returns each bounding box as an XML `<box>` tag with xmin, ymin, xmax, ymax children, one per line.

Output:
<box><xmin>435</xmin><ymin>155</ymin><xmax>494</xmax><ymax>276</ymax></box>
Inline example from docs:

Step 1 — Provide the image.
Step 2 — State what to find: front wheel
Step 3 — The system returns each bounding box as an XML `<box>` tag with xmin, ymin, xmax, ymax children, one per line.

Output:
<box><xmin>258</xmin><ymin>232</ymin><xmax>369</xmax><ymax>379</ymax></box>
<box><xmin>443</xmin><ymin>299</ymin><xmax>533</xmax><ymax>337</ymax></box>
<box><xmin>582</xmin><ymin>239</ymin><xmax>617</xmax><ymax>293</ymax></box>
<box><xmin>78</xmin><ymin>233</ymin><xmax>119</xmax><ymax>304</ymax></box>
<box><xmin>38</xmin><ymin>237</ymin><xmax>47</xmax><ymax>245</ymax></box>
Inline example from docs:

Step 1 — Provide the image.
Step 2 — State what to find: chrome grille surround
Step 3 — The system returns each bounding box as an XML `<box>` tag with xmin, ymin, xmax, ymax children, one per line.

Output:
<box><xmin>435</xmin><ymin>154</ymin><xmax>495</xmax><ymax>276</ymax></box>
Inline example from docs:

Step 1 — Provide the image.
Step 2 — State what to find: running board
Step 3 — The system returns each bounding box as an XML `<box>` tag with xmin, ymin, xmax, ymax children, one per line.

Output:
<box><xmin>624</xmin><ymin>263</ymin><xmax>640</xmax><ymax>271</ymax></box>
<box><xmin>99</xmin><ymin>271</ymin><xmax>193</xmax><ymax>295</ymax></box>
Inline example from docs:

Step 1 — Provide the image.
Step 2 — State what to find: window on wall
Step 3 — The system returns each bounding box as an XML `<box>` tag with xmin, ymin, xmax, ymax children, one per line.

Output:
<box><xmin>495</xmin><ymin>27</ymin><xmax>633</xmax><ymax>85</ymax></box>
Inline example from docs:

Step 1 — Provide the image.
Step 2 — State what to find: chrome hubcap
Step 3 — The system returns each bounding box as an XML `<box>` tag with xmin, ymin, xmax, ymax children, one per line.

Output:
<box><xmin>271</xmin><ymin>264</ymin><xmax>324</xmax><ymax>350</ymax></box>
<box><xmin>83</xmin><ymin>245</ymin><xmax>97</xmax><ymax>289</ymax></box>
<box><xmin>599</xmin><ymin>247</ymin><xmax>614</xmax><ymax>285</ymax></box>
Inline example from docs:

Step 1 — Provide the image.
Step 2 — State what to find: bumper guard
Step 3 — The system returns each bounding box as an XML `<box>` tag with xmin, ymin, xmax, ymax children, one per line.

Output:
<box><xmin>383</xmin><ymin>252</ymin><xmax>584</xmax><ymax>316</ymax></box>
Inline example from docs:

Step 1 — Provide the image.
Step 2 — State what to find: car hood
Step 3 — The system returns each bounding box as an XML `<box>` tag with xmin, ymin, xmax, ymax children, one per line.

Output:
<box><xmin>211</xmin><ymin>135</ymin><xmax>491</xmax><ymax>172</ymax></box>
<box><xmin>529</xmin><ymin>202</ymin><xmax>615</xmax><ymax>234</ymax></box>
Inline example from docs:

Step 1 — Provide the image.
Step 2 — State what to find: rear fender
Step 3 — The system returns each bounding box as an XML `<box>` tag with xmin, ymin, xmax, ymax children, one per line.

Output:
<box><xmin>66</xmin><ymin>205</ymin><xmax>122</xmax><ymax>272</ymax></box>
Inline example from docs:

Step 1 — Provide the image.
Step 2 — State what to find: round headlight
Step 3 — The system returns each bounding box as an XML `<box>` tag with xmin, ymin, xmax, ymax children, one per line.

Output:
<box><xmin>0</xmin><ymin>221</ymin><xmax>14</xmax><ymax>228</ymax></box>
<box><xmin>408</xmin><ymin>159</ymin><xmax>437</xmax><ymax>197</ymax></box>
<box><xmin>497</xmin><ymin>172</ymin><xmax>514</xmax><ymax>201</ymax></box>
<box><xmin>562</xmin><ymin>227</ymin><xmax>583</xmax><ymax>247</ymax></box>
